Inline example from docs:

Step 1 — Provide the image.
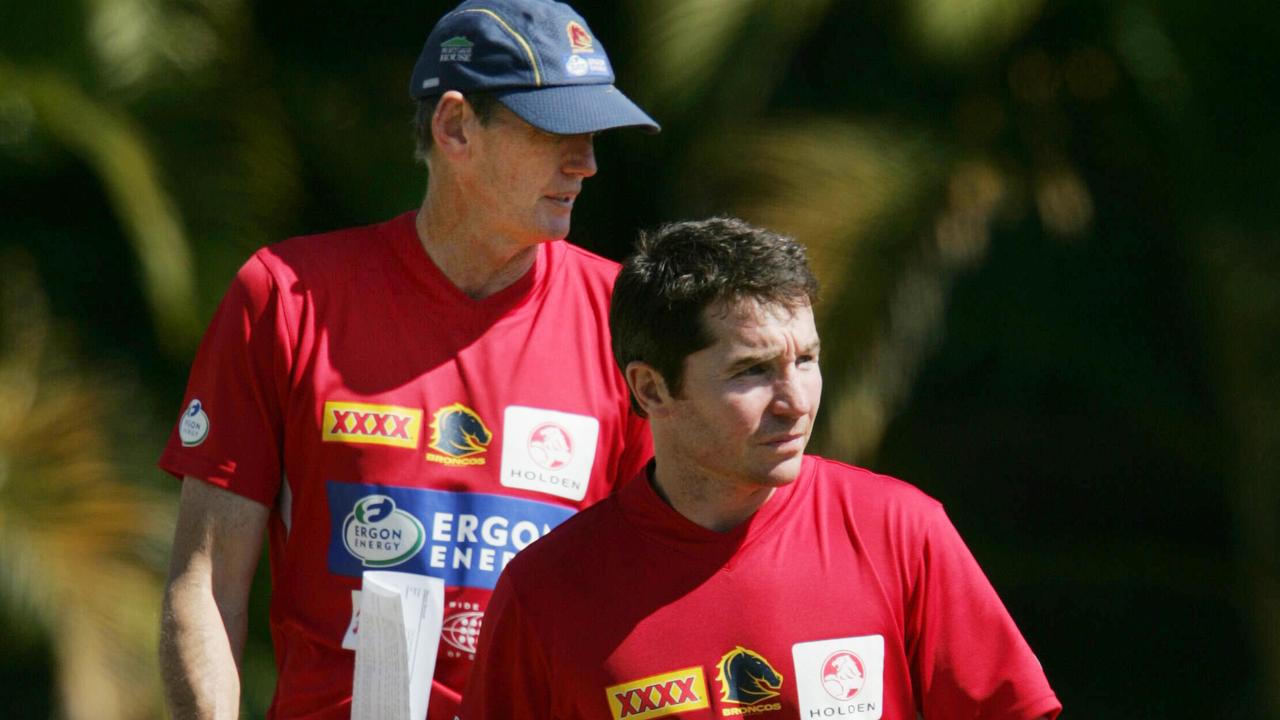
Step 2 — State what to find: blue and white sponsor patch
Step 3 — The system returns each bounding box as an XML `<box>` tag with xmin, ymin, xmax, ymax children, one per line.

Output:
<box><xmin>563</xmin><ymin>54</ymin><xmax>611</xmax><ymax>77</ymax></box>
<box><xmin>327</xmin><ymin>482</ymin><xmax>574</xmax><ymax>590</ymax></box>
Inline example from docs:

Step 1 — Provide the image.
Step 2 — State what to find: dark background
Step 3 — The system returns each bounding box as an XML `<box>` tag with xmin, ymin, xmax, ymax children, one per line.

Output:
<box><xmin>1</xmin><ymin>0</ymin><xmax>1277</xmax><ymax>717</ymax></box>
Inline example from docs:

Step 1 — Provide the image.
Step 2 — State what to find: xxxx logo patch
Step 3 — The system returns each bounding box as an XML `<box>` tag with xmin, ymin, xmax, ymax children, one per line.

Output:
<box><xmin>322</xmin><ymin>401</ymin><xmax>422</xmax><ymax>449</ymax></box>
<box><xmin>606</xmin><ymin>667</ymin><xmax>710</xmax><ymax>720</ymax></box>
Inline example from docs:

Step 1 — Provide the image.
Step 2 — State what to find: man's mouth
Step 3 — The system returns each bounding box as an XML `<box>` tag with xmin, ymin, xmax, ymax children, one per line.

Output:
<box><xmin>763</xmin><ymin>432</ymin><xmax>806</xmax><ymax>450</ymax></box>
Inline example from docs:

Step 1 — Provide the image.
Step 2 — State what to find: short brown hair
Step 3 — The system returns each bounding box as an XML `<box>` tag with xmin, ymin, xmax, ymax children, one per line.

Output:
<box><xmin>610</xmin><ymin>217</ymin><xmax>819</xmax><ymax>414</ymax></box>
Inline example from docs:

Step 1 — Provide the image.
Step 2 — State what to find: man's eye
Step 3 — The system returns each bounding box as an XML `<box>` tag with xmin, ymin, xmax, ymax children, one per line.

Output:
<box><xmin>737</xmin><ymin>364</ymin><xmax>767</xmax><ymax>377</ymax></box>
<box><xmin>798</xmin><ymin>354</ymin><xmax>819</xmax><ymax>366</ymax></box>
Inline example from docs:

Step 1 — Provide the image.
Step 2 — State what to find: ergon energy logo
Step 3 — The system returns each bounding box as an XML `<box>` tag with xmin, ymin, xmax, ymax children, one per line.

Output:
<box><xmin>327</xmin><ymin>484</ymin><xmax>575</xmax><ymax>590</ymax></box>
<box><xmin>607</xmin><ymin>667</ymin><xmax>710</xmax><ymax>720</ymax></box>
<box><xmin>322</xmin><ymin>401</ymin><xmax>422</xmax><ymax>448</ymax></box>
<box><xmin>342</xmin><ymin>495</ymin><xmax>426</xmax><ymax>567</ymax></box>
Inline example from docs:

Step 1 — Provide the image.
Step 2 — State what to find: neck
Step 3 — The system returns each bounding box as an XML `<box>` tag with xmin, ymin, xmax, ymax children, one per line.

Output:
<box><xmin>649</xmin><ymin>462</ymin><xmax>777</xmax><ymax>533</ymax></box>
<box><xmin>416</xmin><ymin>188</ymin><xmax>541</xmax><ymax>299</ymax></box>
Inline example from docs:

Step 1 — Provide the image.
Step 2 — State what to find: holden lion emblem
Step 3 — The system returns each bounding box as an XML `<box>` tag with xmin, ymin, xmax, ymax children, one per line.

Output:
<box><xmin>821</xmin><ymin>650</ymin><xmax>866</xmax><ymax>701</ymax></box>
<box><xmin>527</xmin><ymin>422</ymin><xmax>573</xmax><ymax>470</ymax></box>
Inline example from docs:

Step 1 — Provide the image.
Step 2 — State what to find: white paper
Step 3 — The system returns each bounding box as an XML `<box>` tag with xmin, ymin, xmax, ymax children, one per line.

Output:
<box><xmin>350</xmin><ymin>571</ymin><xmax>445</xmax><ymax>720</ymax></box>
<box><xmin>342</xmin><ymin>589</ymin><xmax>361</xmax><ymax>650</ymax></box>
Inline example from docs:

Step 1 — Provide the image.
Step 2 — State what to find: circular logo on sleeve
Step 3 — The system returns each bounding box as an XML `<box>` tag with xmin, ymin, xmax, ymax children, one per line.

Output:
<box><xmin>179</xmin><ymin>399</ymin><xmax>210</xmax><ymax>447</ymax></box>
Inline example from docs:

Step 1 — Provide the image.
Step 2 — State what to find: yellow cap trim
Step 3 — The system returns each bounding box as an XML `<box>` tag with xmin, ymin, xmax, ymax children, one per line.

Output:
<box><xmin>461</xmin><ymin>8</ymin><xmax>542</xmax><ymax>86</ymax></box>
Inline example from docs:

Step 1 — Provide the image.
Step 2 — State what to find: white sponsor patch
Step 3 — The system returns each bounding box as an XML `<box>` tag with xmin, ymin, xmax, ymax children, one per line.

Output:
<box><xmin>499</xmin><ymin>406</ymin><xmax>598</xmax><ymax>501</ymax></box>
<box><xmin>179</xmin><ymin>398</ymin><xmax>210</xmax><ymax>447</ymax></box>
<box><xmin>792</xmin><ymin>635</ymin><xmax>884</xmax><ymax>719</ymax></box>
<box><xmin>565</xmin><ymin>54</ymin><xmax>589</xmax><ymax>76</ymax></box>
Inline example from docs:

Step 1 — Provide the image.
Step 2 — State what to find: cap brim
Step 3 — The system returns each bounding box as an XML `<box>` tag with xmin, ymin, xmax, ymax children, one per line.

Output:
<box><xmin>495</xmin><ymin>84</ymin><xmax>660</xmax><ymax>135</ymax></box>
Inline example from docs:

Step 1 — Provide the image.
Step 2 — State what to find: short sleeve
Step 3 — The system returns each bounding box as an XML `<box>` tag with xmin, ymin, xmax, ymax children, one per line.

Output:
<box><xmin>460</xmin><ymin>570</ymin><xmax>553</xmax><ymax>720</ymax></box>
<box><xmin>157</xmin><ymin>252</ymin><xmax>293</xmax><ymax>507</ymax></box>
<box><xmin>907</xmin><ymin>507</ymin><xmax>1061</xmax><ymax>720</ymax></box>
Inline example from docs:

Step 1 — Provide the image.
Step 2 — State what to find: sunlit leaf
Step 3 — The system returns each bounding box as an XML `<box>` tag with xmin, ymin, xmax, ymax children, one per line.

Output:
<box><xmin>678</xmin><ymin>114</ymin><xmax>1014</xmax><ymax>461</ymax></box>
<box><xmin>86</xmin><ymin>0</ymin><xmax>230</xmax><ymax>90</ymax></box>
<box><xmin>634</xmin><ymin>0</ymin><xmax>833</xmax><ymax>117</ymax></box>
<box><xmin>906</xmin><ymin>0</ymin><xmax>1046</xmax><ymax>63</ymax></box>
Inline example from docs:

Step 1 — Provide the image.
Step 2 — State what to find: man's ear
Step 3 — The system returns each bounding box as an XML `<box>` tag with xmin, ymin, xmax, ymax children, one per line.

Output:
<box><xmin>625</xmin><ymin>362</ymin><xmax>674</xmax><ymax>419</ymax></box>
<box><xmin>431</xmin><ymin>91</ymin><xmax>473</xmax><ymax>158</ymax></box>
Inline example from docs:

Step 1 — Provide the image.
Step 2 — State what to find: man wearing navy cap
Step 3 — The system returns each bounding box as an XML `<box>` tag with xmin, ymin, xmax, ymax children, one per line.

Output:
<box><xmin>159</xmin><ymin>1</ymin><xmax>659</xmax><ymax>718</ymax></box>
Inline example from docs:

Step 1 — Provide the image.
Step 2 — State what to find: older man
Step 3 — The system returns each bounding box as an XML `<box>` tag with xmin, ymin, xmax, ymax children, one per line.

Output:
<box><xmin>159</xmin><ymin>1</ymin><xmax>658</xmax><ymax>718</ymax></box>
<box><xmin>463</xmin><ymin>217</ymin><xmax>1061</xmax><ymax>720</ymax></box>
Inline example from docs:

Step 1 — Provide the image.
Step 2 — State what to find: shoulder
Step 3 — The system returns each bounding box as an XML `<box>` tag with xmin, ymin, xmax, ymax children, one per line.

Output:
<box><xmin>251</xmin><ymin>215</ymin><xmax>400</xmax><ymax>284</ymax></box>
<box><xmin>804</xmin><ymin>455</ymin><xmax>947</xmax><ymax>542</ymax></box>
<box><xmin>551</xmin><ymin>242</ymin><xmax>623</xmax><ymax>290</ymax></box>
<box><xmin>807</xmin><ymin>455</ymin><xmax>942</xmax><ymax>514</ymax></box>
<box><xmin>557</xmin><ymin>241</ymin><xmax>622</xmax><ymax>274</ymax></box>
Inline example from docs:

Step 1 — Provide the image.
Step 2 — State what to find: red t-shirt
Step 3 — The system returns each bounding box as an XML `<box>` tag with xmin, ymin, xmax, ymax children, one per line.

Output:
<box><xmin>159</xmin><ymin>212</ymin><xmax>652</xmax><ymax>719</ymax></box>
<box><xmin>464</xmin><ymin>456</ymin><xmax>1061</xmax><ymax>720</ymax></box>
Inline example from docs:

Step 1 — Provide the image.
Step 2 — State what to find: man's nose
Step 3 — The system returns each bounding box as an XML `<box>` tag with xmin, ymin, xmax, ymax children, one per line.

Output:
<box><xmin>563</xmin><ymin>134</ymin><xmax>597</xmax><ymax>178</ymax></box>
<box><xmin>771</xmin><ymin>368</ymin><xmax>815</xmax><ymax>417</ymax></box>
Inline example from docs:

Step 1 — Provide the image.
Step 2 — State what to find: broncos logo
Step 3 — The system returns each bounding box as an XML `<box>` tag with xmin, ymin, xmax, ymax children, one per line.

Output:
<box><xmin>428</xmin><ymin>403</ymin><xmax>492</xmax><ymax>457</ymax></box>
<box><xmin>717</xmin><ymin>646</ymin><xmax>784</xmax><ymax>705</ymax></box>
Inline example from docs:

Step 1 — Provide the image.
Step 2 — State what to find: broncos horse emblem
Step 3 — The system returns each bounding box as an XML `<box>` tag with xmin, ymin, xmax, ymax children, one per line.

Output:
<box><xmin>429</xmin><ymin>403</ymin><xmax>492</xmax><ymax>457</ymax></box>
<box><xmin>717</xmin><ymin>646</ymin><xmax>784</xmax><ymax>705</ymax></box>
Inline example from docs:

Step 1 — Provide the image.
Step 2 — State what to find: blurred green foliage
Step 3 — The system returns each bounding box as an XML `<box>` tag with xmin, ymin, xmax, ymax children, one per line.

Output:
<box><xmin>0</xmin><ymin>0</ymin><xmax>1276</xmax><ymax>717</ymax></box>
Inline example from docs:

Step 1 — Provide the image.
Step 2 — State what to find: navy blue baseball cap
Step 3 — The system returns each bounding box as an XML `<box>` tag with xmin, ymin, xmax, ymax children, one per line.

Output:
<box><xmin>410</xmin><ymin>0</ymin><xmax>659</xmax><ymax>135</ymax></box>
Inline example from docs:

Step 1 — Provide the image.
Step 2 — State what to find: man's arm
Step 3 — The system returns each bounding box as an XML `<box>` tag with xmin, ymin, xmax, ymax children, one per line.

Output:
<box><xmin>907</xmin><ymin>505</ymin><xmax>1061</xmax><ymax>720</ymax></box>
<box><xmin>160</xmin><ymin>477</ymin><xmax>270</xmax><ymax>720</ymax></box>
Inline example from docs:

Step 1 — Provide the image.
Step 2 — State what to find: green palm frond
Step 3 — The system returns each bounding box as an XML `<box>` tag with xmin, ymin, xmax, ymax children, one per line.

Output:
<box><xmin>674</xmin><ymin>117</ymin><xmax>939</xmax><ymax>294</ymax></box>
<box><xmin>0</xmin><ymin>252</ymin><xmax>172</xmax><ymax>720</ymax></box>
<box><xmin>674</xmin><ymin>115</ymin><xmax>1008</xmax><ymax>460</ymax></box>
<box><xmin>634</xmin><ymin>0</ymin><xmax>834</xmax><ymax>117</ymax></box>
<box><xmin>905</xmin><ymin>0</ymin><xmax>1047</xmax><ymax>62</ymax></box>
<box><xmin>0</xmin><ymin>63</ymin><xmax>199</xmax><ymax>355</ymax></box>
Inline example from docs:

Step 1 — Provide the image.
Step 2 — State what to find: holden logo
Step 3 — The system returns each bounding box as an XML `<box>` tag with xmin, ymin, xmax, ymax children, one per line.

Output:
<box><xmin>441</xmin><ymin>610</ymin><xmax>484</xmax><ymax>654</ymax></box>
<box><xmin>342</xmin><ymin>495</ymin><xmax>425</xmax><ymax>567</ymax></box>
<box><xmin>179</xmin><ymin>399</ymin><xmax>210</xmax><ymax>447</ymax></box>
<box><xmin>528</xmin><ymin>423</ymin><xmax>573</xmax><ymax>470</ymax></box>
<box><xmin>821</xmin><ymin>651</ymin><xmax>865</xmax><ymax>701</ymax></box>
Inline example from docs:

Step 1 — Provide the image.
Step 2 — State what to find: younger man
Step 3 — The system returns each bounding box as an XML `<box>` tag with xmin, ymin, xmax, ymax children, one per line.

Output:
<box><xmin>463</xmin><ymin>217</ymin><xmax>1061</xmax><ymax>720</ymax></box>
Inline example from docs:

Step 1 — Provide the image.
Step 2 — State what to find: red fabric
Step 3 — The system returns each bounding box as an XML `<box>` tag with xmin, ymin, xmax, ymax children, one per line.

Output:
<box><xmin>463</xmin><ymin>456</ymin><xmax>1060</xmax><ymax>720</ymax></box>
<box><xmin>160</xmin><ymin>211</ymin><xmax>652</xmax><ymax>719</ymax></box>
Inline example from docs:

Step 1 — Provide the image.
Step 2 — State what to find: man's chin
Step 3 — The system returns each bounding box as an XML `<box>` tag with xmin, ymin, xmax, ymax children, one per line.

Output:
<box><xmin>759</xmin><ymin>456</ymin><xmax>805</xmax><ymax>487</ymax></box>
<box><xmin>534</xmin><ymin>209</ymin><xmax>572</xmax><ymax>242</ymax></box>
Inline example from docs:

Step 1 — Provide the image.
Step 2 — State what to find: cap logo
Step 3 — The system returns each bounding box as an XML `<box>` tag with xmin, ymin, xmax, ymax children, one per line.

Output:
<box><xmin>440</xmin><ymin>35</ymin><xmax>474</xmax><ymax>63</ymax></box>
<box><xmin>565</xmin><ymin>55</ymin><xmax>589</xmax><ymax>77</ymax></box>
<box><xmin>567</xmin><ymin>21</ymin><xmax>594</xmax><ymax>53</ymax></box>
